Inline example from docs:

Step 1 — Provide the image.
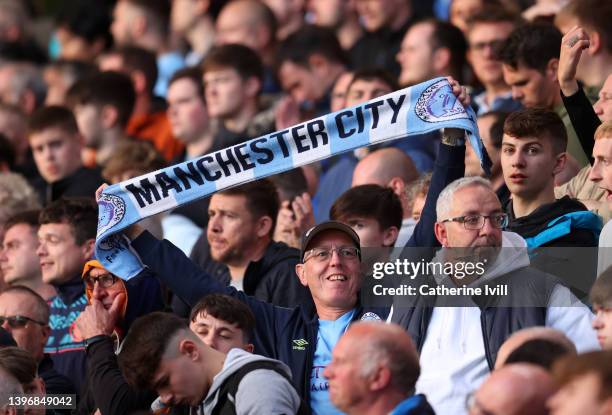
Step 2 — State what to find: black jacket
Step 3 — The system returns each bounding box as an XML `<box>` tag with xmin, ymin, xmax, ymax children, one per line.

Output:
<box><xmin>561</xmin><ymin>87</ymin><xmax>601</xmax><ymax>163</ymax></box>
<box><xmin>189</xmin><ymin>237</ymin><xmax>312</xmax><ymax>308</ymax></box>
<box><xmin>505</xmin><ymin>196</ymin><xmax>599</xmax><ymax>248</ymax></box>
<box><xmin>39</xmin><ymin>354</ymin><xmax>76</xmax><ymax>395</ymax></box>
<box><xmin>31</xmin><ymin>166</ymin><xmax>103</xmax><ymax>205</ymax></box>
<box><xmin>505</xmin><ymin>196</ymin><xmax>601</xmax><ymax>300</ymax></box>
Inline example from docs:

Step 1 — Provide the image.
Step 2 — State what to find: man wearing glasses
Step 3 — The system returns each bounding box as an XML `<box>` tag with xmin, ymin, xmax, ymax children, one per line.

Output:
<box><xmin>0</xmin><ymin>286</ymin><xmax>76</xmax><ymax>396</ymax></box>
<box><xmin>126</xmin><ymin>219</ymin><xmax>376</xmax><ymax>415</ymax></box>
<box><xmin>392</xmin><ymin>176</ymin><xmax>598</xmax><ymax>415</ymax></box>
<box><xmin>75</xmin><ymin>259</ymin><xmax>164</xmax><ymax>415</ymax></box>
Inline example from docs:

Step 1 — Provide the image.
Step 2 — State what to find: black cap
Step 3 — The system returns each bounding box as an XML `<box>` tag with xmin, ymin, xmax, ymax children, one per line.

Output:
<box><xmin>300</xmin><ymin>221</ymin><xmax>361</xmax><ymax>261</ymax></box>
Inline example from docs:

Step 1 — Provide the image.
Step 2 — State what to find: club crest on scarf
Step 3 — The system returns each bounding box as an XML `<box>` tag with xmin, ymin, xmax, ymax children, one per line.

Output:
<box><xmin>97</xmin><ymin>193</ymin><xmax>126</xmax><ymax>237</ymax></box>
<box><xmin>415</xmin><ymin>79</ymin><xmax>469</xmax><ymax>123</ymax></box>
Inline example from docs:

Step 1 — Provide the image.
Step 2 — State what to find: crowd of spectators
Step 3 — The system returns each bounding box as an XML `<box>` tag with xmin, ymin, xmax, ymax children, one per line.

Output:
<box><xmin>1</xmin><ymin>0</ymin><xmax>612</xmax><ymax>414</ymax></box>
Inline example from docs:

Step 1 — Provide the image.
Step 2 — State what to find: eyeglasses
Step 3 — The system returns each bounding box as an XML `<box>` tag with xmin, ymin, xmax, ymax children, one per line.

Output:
<box><xmin>470</xmin><ymin>39</ymin><xmax>506</xmax><ymax>57</ymax></box>
<box><xmin>84</xmin><ymin>273</ymin><xmax>118</xmax><ymax>289</ymax></box>
<box><xmin>304</xmin><ymin>247</ymin><xmax>360</xmax><ymax>263</ymax></box>
<box><xmin>441</xmin><ymin>213</ymin><xmax>508</xmax><ymax>230</ymax></box>
<box><xmin>465</xmin><ymin>391</ymin><xmax>496</xmax><ymax>415</ymax></box>
<box><xmin>0</xmin><ymin>315</ymin><xmax>46</xmax><ymax>329</ymax></box>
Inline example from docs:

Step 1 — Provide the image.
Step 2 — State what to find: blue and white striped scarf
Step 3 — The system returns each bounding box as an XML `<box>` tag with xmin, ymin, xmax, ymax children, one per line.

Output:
<box><xmin>96</xmin><ymin>77</ymin><xmax>490</xmax><ymax>280</ymax></box>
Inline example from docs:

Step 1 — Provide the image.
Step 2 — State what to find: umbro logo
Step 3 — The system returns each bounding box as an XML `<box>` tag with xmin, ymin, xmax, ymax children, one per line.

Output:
<box><xmin>292</xmin><ymin>339</ymin><xmax>308</xmax><ymax>351</ymax></box>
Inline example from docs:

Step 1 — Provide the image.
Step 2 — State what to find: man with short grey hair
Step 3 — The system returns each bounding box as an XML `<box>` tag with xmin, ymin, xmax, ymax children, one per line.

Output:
<box><xmin>393</xmin><ymin>176</ymin><xmax>598</xmax><ymax>414</ymax></box>
<box><xmin>324</xmin><ymin>321</ymin><xmax>435</xmax><ymax>415</ymax></box>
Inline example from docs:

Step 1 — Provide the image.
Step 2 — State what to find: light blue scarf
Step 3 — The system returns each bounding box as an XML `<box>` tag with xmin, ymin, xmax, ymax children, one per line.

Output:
<box><xmin>96</xmin><ymin>77</ymin><xmax>489</xmax><ymax>280</ymax></box>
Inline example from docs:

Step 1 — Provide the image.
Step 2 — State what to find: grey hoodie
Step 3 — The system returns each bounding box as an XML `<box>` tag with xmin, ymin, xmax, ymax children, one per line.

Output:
<box><xmin>199</xmin><ymin>348</ymin><xmax>301</xmax><ymax>415</ymax></box>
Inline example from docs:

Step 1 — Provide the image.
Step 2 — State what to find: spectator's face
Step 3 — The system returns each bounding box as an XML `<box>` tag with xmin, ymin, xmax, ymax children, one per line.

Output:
<box><xmin>465</xmin><ymin>115</ymin><xmax>501</xmax><ymax>177</ymax></box>
<box><xmin>501</xmin><ymin>134</ymin><xmax>563</xmax><ymax>200</ymax></box>
<box><xmin>43</xmin><ymin>67</ymin><xmax>69</xmax><ymax>106</ymax></box>
<box><xmin>356</xmin><ymin>0</ymin><xmax>394</xmax><ymax>32</ymax></box>
<box><xmin>324</xmin><ymin>333</ymin><xmax>367</xmax><ymax>412</ymax></box>
<box><xmin>547</xmin><ymin>373</ymin><xmax>609</xmax><ymax>415</ymax></box>
<box><xmin>594</xmin><ymin>75</ymin><xmax>612</xmax><ymax>123</ymax></box>
<box><xmin>154</xmin><ymin>347</ymin><xmax>207</xmax><ymax>407</ymax></box>
<box><xmin>207</xmin><ymin>194</ymin><xmax>259</xmax><ymax>265</ymax></box>
<box><xmin>74</xmin><ymin>104</ymin><xmax>104</xmax><ymax>149</ymax></box>
<box><xmin>262</xmin><ymin>0</ymin><xmax>299</xmax><ymax>27</ymax></box>
<box><xmin>502</xmin><ymin>63</ymin><xmax>558</xmax><ymax>109</ymax></box>
<box><xmin>435</xmin><ymin>185</ymin><xmax>503</xmax><ymax>248</ymax></box>
<box><xmin>203</xmin><ymin>69</ymin><xmax>250</xmax><ymax>120</ymax></box>
<box><xmin>345</xmin><ymin>78</ymin><xmax>392</xmax><ymax>108</ymax></box>
<box><xmin>37</xmin><ymin>223</ymin><xmax>91</xmax><ymax>285</ymax></box>
<box><xmin>592</xmin><ymin>304</ymin><xmax>612</xmax><ymax>350</ymax></box>
<box><xmin>111</xmin><ymin>1</ymin><xmax>135</xmax><ymax>46</ymax></box>
<box><xmin>171</xmin><ymin>0</ymin><xmax>200</xmax><ymax>34</ymax></box>
<box><xmin>295</xmin><ymin>230</ymin><xmax>361</xmax><ymax>311</ymax></box>
<box><xmin>450</xmin><ymin>0</ymin><xmax>483</xmax><ymax>33</ymax></box>
<box><xmin>467</xmin><ymin>22</ymin><xmax>514</xmax><ymax>87</ymax></box>
<box><xmin>190</xmin><ymin>311</ymin><xmax>252</xmax><ymax>354</ymax></box>
<box><xmin>29</xmin><ymin>127</ymin><xmax>83</xmax><ymax>183</ymax></box>
<box><xmin>589</xmin><ymin>137</ymin><xmax>612</xmax><ymax>209</ymax></box>
<box><xmin>55</xmin><ymin>27</ymin><xmax>99</xmax><ymax>62</ymax></box>
<box><xmin>167</xmin><ymin>78</ymin><xmax>208</xmax><ymax>143</ymax></box>
<box><xmin>0</xmin><ymin>66</ymin><xmax>17</xmax><ymax>106</ymax></box>
<box><xmin>341</xmin><ymin>216</ymin><xmax>395</xmax><ymax>247</ymax></box>
<box><xmin>0</xmin><ymin>224</ymin><xmax>40</xmax><ymax>285</ymax></box>
<box><xmin>397</xmin><ymin>23</ymin><xmax>435</xmax><ymax>87</ymax></box>
<box><xmin>308</xmin><ymin>0</ymin><xmax>344</xmax><ymax>27</ymax></box>
<box><xmin>215</xmin><ymin>6</ymin><xmax>260</xmax><ymax>52</ymax></box>
<box><xmin>85</xmin><ymin>267</ymin><xmax>126</xmax><ymax>311</ymax></box>
<box><xmin>0</xmin><ymin>292</ymin><xmax>49</xmax><ymax>362</ymax></box>
<box><xmin>278</xmin><ymin>61</ymin><xmax>327</xmax><ymax>105</ymax></box>
<box><xmin>330</xmin><ymin>72</ymin><xmax>354</xmax><ymax>112</ymax></box>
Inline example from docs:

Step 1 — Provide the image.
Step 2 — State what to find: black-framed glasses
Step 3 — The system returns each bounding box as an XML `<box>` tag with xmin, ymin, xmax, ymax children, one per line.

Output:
<box><xmin>304</xmin><ymin>247</ymin><xmax>361</xmax><ymax>263</ymax></box>
<box><xmin>84</xmin><ymin>273</ymin><xmax>118</xmax><ymax>289</ymax></box>
<box><xmin>441</xmin><ymin>213</ymin><xmax>508</xmax><ymax>230</ymax></box>
<box><xmin>0</xmin><ymin>315</ymin><xmax>46</xmax><ymax>329</ymax></box>
<box><xmin>465</xmin><ymin>391</ymin><xmax>496</xmax><ymax>415</ymax></box>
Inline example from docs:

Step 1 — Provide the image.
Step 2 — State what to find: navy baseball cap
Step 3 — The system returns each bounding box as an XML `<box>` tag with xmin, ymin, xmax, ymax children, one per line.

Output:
<box><xmin>300</xmin><ymin>221</ymin><xmax>361</xmax><ymax>261</ymax></box>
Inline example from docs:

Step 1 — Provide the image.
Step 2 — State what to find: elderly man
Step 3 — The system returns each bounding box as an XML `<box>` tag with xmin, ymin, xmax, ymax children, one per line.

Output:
<box><xmin>75</xmin><ymin>259</ymin><xmax>164</xmax><ymax>415</ymax></box>
<box><xmin>392</xmin><ymin>176</ymin><xmax>598</xmax><ymax>414</ymax></box>
<box><xmin>325</xmin><ymin>322</ymin><xmax>435</xmax><ymax>414</ymax></box>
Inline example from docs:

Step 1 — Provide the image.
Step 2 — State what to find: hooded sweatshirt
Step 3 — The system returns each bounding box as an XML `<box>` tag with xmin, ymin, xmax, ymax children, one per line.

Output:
<box><xmin>412</xmin><ymin>232</ymin><xmax>598</xmax><ymax>415</ymax></box>
<box><xmin>77</xmin><ymin>262</ymin><xmax>165</xmax><ymax>415</ymax></box>
<box><xmin>199</xmin><ymin>348</ymin><xmax>301</xmax><ymax>415</ymax></box>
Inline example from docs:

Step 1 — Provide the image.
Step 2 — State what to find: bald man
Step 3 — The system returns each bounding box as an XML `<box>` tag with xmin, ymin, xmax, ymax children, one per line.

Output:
<box><xmin>495</xmin><ymin>327</ymin><xmax>577</xmax><ymax>369</ymax></box>
<box><xmin>469</xmin><ymin>364</ymin><xmax>556</xmax><ymax>415</ymax></box>
<box><xmin>352</xmin><ymin>148</ymin><xmax>419</xmax><ymax>247</ymax></box>
<box><xmin>324</xmin><ymin>322</ymin><xmax>435</xmax><ymax>415</ymax></box>
<box><xmin>215</xmin><ymin>0</ymin><xmax>277</xmax><ymax>67</ymax></box>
